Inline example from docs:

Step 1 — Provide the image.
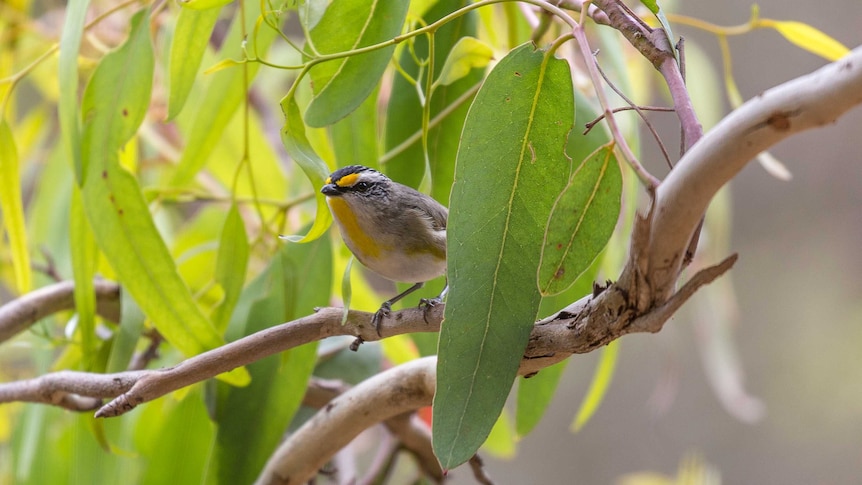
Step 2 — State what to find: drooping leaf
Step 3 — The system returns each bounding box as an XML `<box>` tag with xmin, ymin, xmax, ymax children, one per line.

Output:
<box><xmin>167</xmin><ymin>6</ymin><xmax>222</xmax><ymax>120</ymax></box>
<box><xmin>761</xmin><ymin>19</ymin><xmax>850</xmax><ymax>61</ymax></box>
<box><xmin>279</xmin><ymin>96</ymin><xmax>332</xmax><ymax>243</ymax></box>
<box><xmin>304</xmin><ymin>0</ymin><xmax>409</xmax><ymax>127</ymax></box>
<box><xmin>69</xmin><ymin>187</ymin><xmax>98</xmax><ymax>368</ymax></box>
<box><xmin>105</xmin><ymin>289</ymin><xmax>146</xmax><ymax>373</ymax></box>
<box><xmin>58</xmin><ymin>0</ymin><xmax>90</xmax><ymax>182</ymax></box>
<box><xmin>515</xmin><ymin>360</ymin><xmax>567</xmax><ymax>437</ymax></box>
<box><xmin>384</xmin><ymin>0</ymin><xmax>481</xmax><ymax>203</ymax></box>
<box><xmin>571</xmin><ymin>340</ymin><xmax>620</xmax><ymax>431</ymax></box>
<box><xmin>538</xmin><ymin>144</ymin><xmax>621</xmax><ymax>296</ymax></box>
<box><xmin>170</xmin><ymin>0</ymin><xmax>277</xmax><ymax>186</ymax></box>
<box><xmin>62</xmin><ymin>2</ymin><xmax>100</xmax><ymax>363</ymax></box>
<box><xmin>0</xmin><ymin>120</ymin><xmax>31</xmax><ymax>294</ymax></box>
<box><xmin>211</xmin><ymin>203</ymin><xmax>249</xmax><ymax>332</ymax></box>
<box><xmin>213</xmin><ymin>232</ymin><xmax>330</xmax><ymax>484</ymax></box>
<box><xmin>79</xmin><ymin>10</ymin><xmax>247</xmax><ymax>385</ymax></box>
<box><xmin>433</xmin><ymin>42</ymin><xmax>574</xmax><ymax>469</ymax></box>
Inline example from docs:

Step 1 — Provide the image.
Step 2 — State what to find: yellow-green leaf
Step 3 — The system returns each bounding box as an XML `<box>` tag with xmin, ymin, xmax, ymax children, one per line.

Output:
<box><xmin>80</xmin><ymin>10</ymin><xmax>247</xmax><ymax>385</ymax></box>
<box><xmin>167</xmin><ymin>6</ymin><xmax>222</xmax><ymax>119</ymax></box>
<box><xmin>761</xmin><ymin>19</ymin><xmax>850</xmax><ymax>61</ymax></box>
<box><xmin>435</xmin><ymin>36</ymin><xmax>493</xmax><ymax>87</ymax></box>
<box><xmin>278</xmin><ymin>96</ymin><xmax>332</xmax><ymax>243</ymax></box>
<box><xmin>571</xmin><ymin>339</ymin><xmax>619</xmax><ymax>431</ymax></box>
<box><xmin>0</xmin><ymin>120</ymin><xmax>31</xmax><ymax>294</ymax></box>
<box><xmin>180</xmin><ymin>0</ymin><xmax>233</xmax><ymax>11</ymax></box>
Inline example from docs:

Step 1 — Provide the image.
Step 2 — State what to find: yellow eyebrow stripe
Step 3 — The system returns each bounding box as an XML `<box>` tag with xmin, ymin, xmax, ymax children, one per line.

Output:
<box><xmin>336</xmin><ymin>172</ymin><xmax>360</xmax><ymax>187</ymax></box>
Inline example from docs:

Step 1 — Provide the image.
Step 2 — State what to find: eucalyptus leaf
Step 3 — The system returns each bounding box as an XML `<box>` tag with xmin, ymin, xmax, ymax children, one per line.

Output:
<box><xmin>433</xmin><ymin>42</ymin><xmax>574</xmax><ymax>469</ymax></box>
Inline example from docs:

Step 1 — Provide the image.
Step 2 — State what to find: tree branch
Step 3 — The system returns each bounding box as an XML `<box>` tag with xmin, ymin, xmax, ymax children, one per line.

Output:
<box><xmin>0</xmin><ymin>280</ymin><xmax>121</xmax><ymax>343</ymax></box>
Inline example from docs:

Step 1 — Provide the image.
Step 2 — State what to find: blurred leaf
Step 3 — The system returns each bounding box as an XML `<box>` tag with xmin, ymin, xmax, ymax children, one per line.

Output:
<box><xmin>58</xmin><ymin>0</ymin><xmax>89</xmax><ymax>182</ymax></box>
<box><xmin>480</xmin><ymin>408</ymin><xmax>516</xmax><ymax>459</ymax></box>
<box><xmin>381</xmin><ymin>334</ymin><xmax>420</xmax><ymax>365</ymax></box>
<box><xmin>515</xmin><ymin>360</ymin><xmax>567</xmax><ymax>437</ymax></box>
<box><xmin>384</xmin><ymin>0</ymin><xmax>480</xmax><ymax>202</ymax></box>
<box><xmin>70</xmin><ymin>187</ymin><xmax>98</xmax><ymax>368</ymax></box>
<box><xmin>214</xmin><ymin>234</ymin><xmax>330</xmax><ymax>484</ymax></box>
<box><xmin>279</xmin><ymin>96</ymin><xmax>332</xmax><ymax>243</ymax></box>
<box><xmin>330</xmin><ymin>86</ymin><xmax>379</xmax><ymax>168</ymax></box>
<box><xmin>434</xmin><ymin>42</ymin><xmax>573</xmax><ymax>469</ymax></box>
<box><xmin>0</xmin><ymin>120</ymin><xmax>31</xmax><ymax>294</ymax></box>
<box><xmin>538</xmin><ymin>144</ymin><xmax>621</xmax><ymax>296</ymax></box>
<box><xmin>212</xmin><ymin>203</ymin><xmax>249</xmax><ymax>332</ymax></box>
<box><xmin>167</xmin><ymin>6</ymin><xmax>222</xmax><ymax>119</ymax></box>
<box><xmin>79</xmin><ymin>10</ymin><xmax>247</xmax><ymax>385</ymax></box>
<box><xmin>181</xmin><ymin>0</ymin><xmax>232</xmax><ymax>10</ymax></box>
<box><xmin>435</xmin><ymin>36</ymin><xmax>493</xmax><ymax>87</ymax></box>
<box><xmin>760</xmin><ymin>19</ymin><xmax>850</xmax><ymax>61</ymax></box>
<box><xmin>105</xmin><ymin>290</ymin><xmax>146</xmax><ymax>373</ymax></box>
<box><xmin>304</xmin><ymin>0</ymin><xmax>409</xmax><ymax>127</ymax></box>
<box><xmin>571</xmin><ymin>339</ymin><xmax>619</xmax><ymax>432</ymax></box>
<box><xmin>139</xmin><ymin>390</ymin><xmax>215</xmax><ymax>485</ymax></box>
<box><xmin>170</xmin><ymin>0</ymin><xmax>277</xmax><ymax>186</ymax></box>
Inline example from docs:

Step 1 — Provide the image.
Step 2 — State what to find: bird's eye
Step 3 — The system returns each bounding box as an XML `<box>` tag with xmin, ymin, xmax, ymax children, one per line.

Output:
<box><xmin>355</xmin><ymin>181</ymin><xmax>369</xmax><ymax>191</ymax></box>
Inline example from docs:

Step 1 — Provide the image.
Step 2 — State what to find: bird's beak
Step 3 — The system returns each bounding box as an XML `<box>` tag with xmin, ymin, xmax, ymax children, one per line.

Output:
<box><xmin>321</xmin><ymin>184</ymin><xmax>340</xmax><ymax>196</ymax></box>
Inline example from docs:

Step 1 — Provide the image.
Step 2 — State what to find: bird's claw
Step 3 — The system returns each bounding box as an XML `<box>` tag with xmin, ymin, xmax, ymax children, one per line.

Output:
<box><xmin>372</xmin><ymin>302</ymin><xmax>392</xmax><ymax>337</ymax></box>
<box><xmin>418</xmin><ymin>297</ymin><xmax>442</xmax><ymax>324</ymax></box>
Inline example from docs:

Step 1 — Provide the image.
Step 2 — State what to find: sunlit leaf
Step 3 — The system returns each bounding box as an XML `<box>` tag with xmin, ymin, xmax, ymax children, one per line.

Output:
<box><xmin>435</xmin><ymin>36</ymin><xmax>493</xmax><ymax>87</ymax></box>
<box><xmin>760</xmin><ymin>19</ymin><xmax>850</xmax><ymax>61</ymax></box>
<box><xmin>433</xmin><ymin>42</ymin><xmax>573</xmax><ymax>469</ymax></box>
<box><xmin>170</xmin><ymin>1</ymin><xmax>277</xmax><ymax>186</ymax></box>
<box><xmin>571</xmin><ymin>339</ymin><xmax>619</xmax><ymax>432</ymax></box>
<box><xmin>180</xmin><ymin>0</ymin><xmax>232</xmax><ymax>11</ymax></box>
<box><xmin>538</xmin><ymin>144</ymin><xmax>621</xmax><ymax>296</ymax></box>
<box><xmin>0</xmin><ymin>120</ymin><xmax>31</xmax><ymax>294</ymax></box>
<box><xmin>79</xmin><ymin>10</ymin><xmax>247</xmax><ymax>385</ymax></box>
<box><xmin>279</xmin><ymin>95</ymin><xmax>332</xmax><ymax>243</ymax></box>
<box><xmin>304</xmin><ymin>0</ymin><xmax>409</xmax><ymax>127</ymax></box>
<box><xmin>167</xmin><ymin>6</ymin><xmax>222</xmax><ymax>119</ymax></box>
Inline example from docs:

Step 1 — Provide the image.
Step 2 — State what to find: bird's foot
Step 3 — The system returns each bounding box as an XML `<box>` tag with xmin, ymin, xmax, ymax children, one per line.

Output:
<box><xmin>418</xmin><ymin>297</ymin><xmax>443</xmax><ymax>324</ymax></box>
<box><xmin>371</xmin><ymin>302</ymin><xmax>392</xmax><ymax>337</ymax></box>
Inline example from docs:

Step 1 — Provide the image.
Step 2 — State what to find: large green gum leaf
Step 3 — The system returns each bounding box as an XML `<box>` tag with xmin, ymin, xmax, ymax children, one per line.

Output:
<box><xmin>433</xmin><ymin>42</ymin><xmax>574</xmax><ymax>469</ymax></box>
<box><xmin>538</xmin><ymin>144</ymin><xmax>622</xmax><ymax>296</ymax></box>
<box><xmin>169</xmin><ymin>0</ymin><xmax>276</xmax><ymax>186</ymax></box>
<box><xmin>303</xmin><ymin>0</ymin><xmax>409</xmax><ymax>127</ymax></box>
<box><xmin>213</xmin><ymin>232</ymin><xmax>330</xmax><ymax>485</ymax></box>
<box><xmin>384</xmin><ymin>0</ymin><xmax>480</xmax><ymax>202</ymax></box>
<box><xmin>166</xmin><ymin>6</ymin><xmax>222</xmax><ymax>120</ymax></box>
<box><xmin>80</xmin><ymin>10</ymin><xmax>247</xmax><ymax>385</ymax></box>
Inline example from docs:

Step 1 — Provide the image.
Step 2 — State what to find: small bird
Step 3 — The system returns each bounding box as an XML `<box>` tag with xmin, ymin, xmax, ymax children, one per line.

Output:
<box><xmin>321</xmin><ymin>165</ymin><xmax>448</xmax><ymax>335</ymax></box>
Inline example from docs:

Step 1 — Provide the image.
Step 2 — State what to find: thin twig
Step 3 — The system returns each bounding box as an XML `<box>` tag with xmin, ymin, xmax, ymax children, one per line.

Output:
<box><xmin>593</xmin><ymin>56</ymin><xmax>674</xmax><ymax>169</ymax></box>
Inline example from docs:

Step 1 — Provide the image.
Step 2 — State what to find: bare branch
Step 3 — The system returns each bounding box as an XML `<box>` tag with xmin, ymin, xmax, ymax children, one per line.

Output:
<box><xmin>254</xmin><ymin>357</ymin><xmax>438</xmax><ymax>485</ymax></box>
<box><xmin>648</xmin><ymin>46</ymin><xmax>862</xmax><ymax>299</ymax></box>
<box><xmin>0</xmin><ymin>280</ymin><xmax>121</xmax><ymax>343</ymax></box>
